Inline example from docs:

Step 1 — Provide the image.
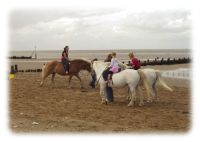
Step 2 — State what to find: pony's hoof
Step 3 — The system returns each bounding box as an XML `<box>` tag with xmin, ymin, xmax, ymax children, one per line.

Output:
<box><xmin>127</xmin><ymin>103</ymin><xmax>133</xmax><ymax>107</ymax></box>
<box><xmin>101</xmin><ymin>100</ymin><xmax>108</xmax><ymax>105</ymax></box>
<box><xmin>126</xmin><ymin>96</ymin><xmax>131</xmax><ymax>101</ymax></box>
<box><xmin>147</xmin><ymin>99</ymin><xmax>152</xmax><ymax>103</ymax></box>
<box><xmin>139</xmin><ymin>102</ymin><xmax>144</xmax><ymax>106</ymax></box>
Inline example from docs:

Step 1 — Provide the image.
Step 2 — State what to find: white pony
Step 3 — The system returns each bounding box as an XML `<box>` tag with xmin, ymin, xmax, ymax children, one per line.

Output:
<box><xmin>126</xmin><ymin>68</ymin><xmax>173</xmax><ymax>102</ymax></box>
<box><xmin>139</xmin><ymin>68</ymin><xmax>173</xmax><ymax>102</ymax></box>
<box><xmin>92</xmin><ymin>61</ymin><xmax>151</xmax><ymax>106</ymax></box>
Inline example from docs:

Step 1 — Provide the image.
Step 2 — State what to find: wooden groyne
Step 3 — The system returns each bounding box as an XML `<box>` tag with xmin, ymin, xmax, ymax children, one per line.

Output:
<box><xmin>10</xmin><ymin>64</ymin><xmax>42</xmax><ymax>73</ymax></box>
<box><xmin>9</xmin><ymin>56</ymin><xmax>32</xmax><ymax>59</ymax></box>
<box><xmin>126</xmin><ymin>57</ymin><xmax>191</xmax><ymax>66</ymax></box>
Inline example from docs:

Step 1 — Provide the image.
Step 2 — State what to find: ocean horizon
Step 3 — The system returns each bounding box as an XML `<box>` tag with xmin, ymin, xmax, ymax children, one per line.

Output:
<box><xmin>9</xmin><ymin>48</ymin><xmax>191</xmax><ymax>61</ymax></box>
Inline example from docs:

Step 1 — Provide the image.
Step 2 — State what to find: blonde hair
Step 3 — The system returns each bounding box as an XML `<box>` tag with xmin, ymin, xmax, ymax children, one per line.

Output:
<box><xmin>129</xmin><ymin>52</ymin><xmax>134</xmax><ymax>58</ymax></box>
<box><xmin>111</xmin><ymin>52</ymin><xmax>116</xmax><ymax>57</ymax></box>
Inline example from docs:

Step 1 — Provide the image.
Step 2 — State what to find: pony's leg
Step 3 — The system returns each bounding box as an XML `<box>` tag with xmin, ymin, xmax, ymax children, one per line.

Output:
<box><xmin>152</xmin><ymin>83</ymin><xmax>158</xmax><ymax>102</ymax></box>
<box><xmin>147</xmin><ymin>82</ymin><xmax>156</xmax><ymax>103</ymax></box>
<box><xmin>137</xmin><ymin>86</ymin><xmax>144</xmax><ymax>106</ymax></box>
<box><xmin>126</xmin><ymin>88</ymin><xmax>131</xmax><ymax>101</ymax></box>
<box><xmin>51</xmin><ymin>73</ymin><xmax>56</xmax><ymax>84</ymax></box>
<box><xmin>75</xmin><ymin>74</ymin><xmax>83</xmax><ymax>88</ymax></box>
<box><xmin>146</xmin><ymin>86</ymin><xmax>153</xmax><ymax>103</ymax></box>
<box><xmin>127</xmin><ymin>86</ymin><xmax>136</xmax><ymax>107</ymax></box>
<box><xmin>147</xmin><ymin>95</ymin><xmax>151</xmax><ymax>102</ymax></box>
<box><xmin>68</xmin><ymin>75</ymin><xmax>73</xmax><ymax>88</ymax></box>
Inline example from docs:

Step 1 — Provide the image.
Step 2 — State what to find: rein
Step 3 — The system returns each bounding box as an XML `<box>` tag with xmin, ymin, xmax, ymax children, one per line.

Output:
<box><xmin>95</xmin><ymin>73</ymin><xmax>103</xmax><ymax>86</ymax></box>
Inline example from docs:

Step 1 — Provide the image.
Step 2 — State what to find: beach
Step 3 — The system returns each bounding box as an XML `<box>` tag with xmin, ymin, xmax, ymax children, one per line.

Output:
<box><xmin>9</xmin><ymin>62</ymin><xmax>191</xmax><ymax>132</ymax></box>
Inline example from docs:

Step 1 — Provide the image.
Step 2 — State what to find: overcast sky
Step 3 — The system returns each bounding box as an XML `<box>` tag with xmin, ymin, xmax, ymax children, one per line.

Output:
<box><xmin>9</xmin><ymin>8</ymin><xmax>191</xmax><ymax>51</ymax></box>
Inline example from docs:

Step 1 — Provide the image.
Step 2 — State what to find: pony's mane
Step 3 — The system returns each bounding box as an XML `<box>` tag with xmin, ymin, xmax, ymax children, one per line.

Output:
<box><xmin>71</xmin><ymin>58</ymin><xmax>91</xmax><ymax>64</ymax></box>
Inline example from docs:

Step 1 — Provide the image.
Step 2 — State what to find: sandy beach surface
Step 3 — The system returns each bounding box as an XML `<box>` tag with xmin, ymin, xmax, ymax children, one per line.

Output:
<box><xmin>9</xmin><ymin>63</ymin><xmax>191</xmax><ymax>133</ymax></box>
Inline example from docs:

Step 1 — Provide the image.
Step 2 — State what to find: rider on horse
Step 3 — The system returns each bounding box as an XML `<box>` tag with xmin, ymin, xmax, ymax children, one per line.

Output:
<box><xmin>107</xmin><ymin>52</ymin><xmax>120</xmax><ymax>86</ymax></box>
<box><xmin>128</xmin><ymin>52</ymin><xmax>141</xmax><ymax>70</ymax></box>
<box><xmin>61</xmin><ymin>46</ymin><xmax>70</xmax><ymax>74</ymax></box>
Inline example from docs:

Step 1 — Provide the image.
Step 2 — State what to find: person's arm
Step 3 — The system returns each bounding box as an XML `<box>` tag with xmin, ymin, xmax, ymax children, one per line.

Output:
<box><xmin>109</xmin><ymin>59</ymin><xmax>114</xmax><ymax>67</ymax></box>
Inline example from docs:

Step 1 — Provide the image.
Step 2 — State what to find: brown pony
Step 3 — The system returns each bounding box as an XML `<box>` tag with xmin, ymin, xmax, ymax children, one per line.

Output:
<box><xmin>40</xmin><ymin>59</ymin><xmax>92</xmax><ymax>88</ymax></box>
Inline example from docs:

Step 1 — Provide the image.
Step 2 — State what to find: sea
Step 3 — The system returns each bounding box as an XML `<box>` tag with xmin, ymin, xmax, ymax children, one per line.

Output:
<box><xmin>9</xmin><ymin>49</ymin><xmax>192</xmax><ymax>79</ymax></box>
<box><xmin>9</xmin><ymin>49</ymin><xmax>191</xmax><ymax>62</ymax></box>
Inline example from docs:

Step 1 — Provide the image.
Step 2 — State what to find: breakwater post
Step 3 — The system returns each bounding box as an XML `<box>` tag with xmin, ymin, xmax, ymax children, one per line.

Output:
<box><xmin>130</xmin><ymin>57</ymin><xmax>191</xmax><ymax>66</ymax></box>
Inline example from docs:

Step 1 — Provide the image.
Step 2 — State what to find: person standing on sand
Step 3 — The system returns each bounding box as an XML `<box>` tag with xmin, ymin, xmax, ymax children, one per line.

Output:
<box><xmin>128</xmin><ymin>52</ymin><xmax>141</xmax><ymax>70</ymax></box>
<box><xmin>61</xmin><ymin>46</ymin><xmax>70</xmax><ymax>74</ymax></box>
<box><xmin>90</xmin><ymin>58</ymin><xmax>98</xmax><ymax>88</ymax></box>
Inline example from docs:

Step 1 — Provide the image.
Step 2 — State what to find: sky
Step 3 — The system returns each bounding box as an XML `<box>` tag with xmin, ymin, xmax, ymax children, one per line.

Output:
<box><xmin>9</xmin><ymin>7</ymin><xmax>191</xmax><ymax>51</ymax></box>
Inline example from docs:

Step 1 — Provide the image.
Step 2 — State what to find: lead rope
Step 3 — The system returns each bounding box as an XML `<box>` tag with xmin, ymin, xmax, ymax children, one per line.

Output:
<box><xmin>95</xmin><ymin>73</ymin><xmax>102</xmax><ymax>86</ymax></box>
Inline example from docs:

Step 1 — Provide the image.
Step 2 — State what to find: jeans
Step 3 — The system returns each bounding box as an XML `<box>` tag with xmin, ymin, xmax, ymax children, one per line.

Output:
<box><xmin>62</xmin><ymin>59</ymin><xmax>69</xmax><ymax>72</ymax></box>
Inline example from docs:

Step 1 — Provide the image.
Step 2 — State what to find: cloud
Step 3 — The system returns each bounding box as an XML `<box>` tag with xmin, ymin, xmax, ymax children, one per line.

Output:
<box><xmin>9</xmin><ymin>8</ymin><xmax>122</xmax><ymax>29</ymax></box>
<box><xmin>118</xmin><ymin>10</ymin><xmax>191</xmax><ymax>35</ymax></box>
<box><xmin>10</xmin><ymin>9</ymin><xmax>191</xmax><ymax>50</ymax></box>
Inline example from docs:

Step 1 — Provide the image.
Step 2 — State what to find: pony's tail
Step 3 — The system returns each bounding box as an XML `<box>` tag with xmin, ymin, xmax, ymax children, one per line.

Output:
<box><xmin>155</xmin><ymin>70</ymin><xmax>173</xmax><ymax>92</ymax></box>
<box><xmin>138</xmin><ymin>69</ymin><xmax>154</xmax><ymax>95</ymax></box>
<box><xmin>40</xmin><ymin>64</ymin><xmax>46</xmax><ymax>86</ymax></box>
<box><xmin>42</xmin><ymin>64</ymin><xmax>46</xmax><ymax>78</ymax></box>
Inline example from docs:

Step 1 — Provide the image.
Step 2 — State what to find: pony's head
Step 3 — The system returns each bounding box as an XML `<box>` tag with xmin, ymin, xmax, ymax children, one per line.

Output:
<box><xmin>92</xmin><ymin>61</ymin><xmax>109</xmax><ymax>75</ymax></box>
<box><xmin>118</xmin><ymin>61</ymin><xmax>131</xmax><ymax>70</ymax></box>
<box><xmin>80</xmin><ymin>59</ymin><xmax>92</xmax><ymax>73</ymax></box>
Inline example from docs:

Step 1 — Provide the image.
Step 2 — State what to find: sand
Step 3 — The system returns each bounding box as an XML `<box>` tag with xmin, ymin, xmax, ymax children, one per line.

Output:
<box><xmin>9</xmin><ymin>63</ymin><xmax>191</xmax><ymax>133</ymax></box>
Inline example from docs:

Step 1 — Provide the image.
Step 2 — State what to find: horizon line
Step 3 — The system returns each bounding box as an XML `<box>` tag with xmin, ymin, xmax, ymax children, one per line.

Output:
<box><xmin>9</xmin><ymin>48</ymin><xmax>191</xmax><ymax>52</ymax></box>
